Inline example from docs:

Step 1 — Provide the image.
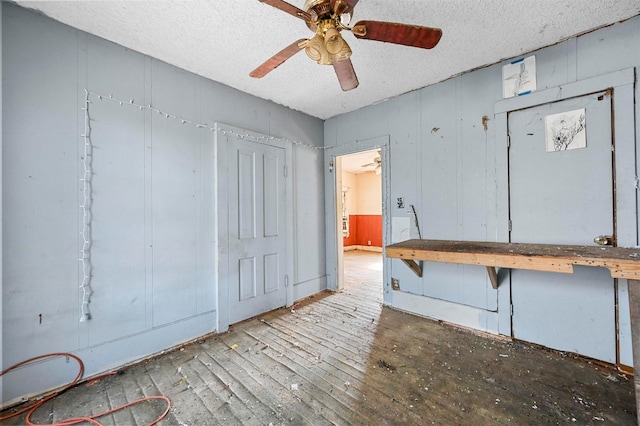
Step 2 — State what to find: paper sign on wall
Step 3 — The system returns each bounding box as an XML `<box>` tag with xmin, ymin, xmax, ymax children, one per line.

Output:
<box><xmin>502</xmin><ymin>56</ymin><xmax>536</xmax><ymax>98</ymax></box>
<box><xmin>545</xmin><ymin>108</ymin><xmax>586</xmax><ymax>152</ymax></box>
<box><xmin>391</xmin><ymin>217</ymin><xmax>411</xmax><ymax>243</ymax></box>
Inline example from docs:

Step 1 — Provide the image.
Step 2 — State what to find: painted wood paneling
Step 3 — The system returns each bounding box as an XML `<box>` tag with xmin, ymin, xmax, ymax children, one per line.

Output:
<box><xmin>2</xmin><ymin>3</ymin><xmax>324</xmax><ymax>405</ymax></box>
<box><xmin>86</xmin><ymin>95</ymin><xmax>147</xmax><ymax>344</ymax></box>
<box><xmin>355</xmin><ymin>215</ymin><xmax>383</xmax><ymax>247</ymax></box>
<box><xmin>325</xmin><ymin>14</ymin><xmax>640</xmax><ymax>360</ymax></box>
<box><xmin>343</xmin><ymin>214</ymin><xmax>383</xmax><ymax>248</ymax></box>
<box><xmin>293</xmin><ymin>147</ymin><xmax>325</xmax><ymax>285</ymax></box>
<box><xmin>3</xmin><ymin>6</ymin><xmax>81</xmax><ymax>397</ymax></box>
<box><xmin>150</xmin><ymin>64</ymin><xmax>200</xmax><ymax>327</ymax></box>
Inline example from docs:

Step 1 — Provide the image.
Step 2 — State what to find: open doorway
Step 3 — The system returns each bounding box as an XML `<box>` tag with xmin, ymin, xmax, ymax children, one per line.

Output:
<box><xmin>335</xmin><ymin>150</ymin><xmax>383</xmax><ymax>300</ymax></box>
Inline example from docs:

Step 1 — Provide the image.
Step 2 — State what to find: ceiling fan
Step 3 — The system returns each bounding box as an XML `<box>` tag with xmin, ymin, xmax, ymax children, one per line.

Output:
<box><xmin>250</xmin><ymin>0</ymin><xmax>442</xmax><ymax>91</ymax></box>
<box><xmin>362</xmin><ymin>150</ymin><xmax>382</xmax><ymax>175</ymax></box>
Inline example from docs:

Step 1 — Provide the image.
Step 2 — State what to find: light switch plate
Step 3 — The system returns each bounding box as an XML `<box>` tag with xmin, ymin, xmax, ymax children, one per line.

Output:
<box><xmin>391</xmin><ymin>278</ymin><xmax>400</xmax><ymax>291</ymax></box>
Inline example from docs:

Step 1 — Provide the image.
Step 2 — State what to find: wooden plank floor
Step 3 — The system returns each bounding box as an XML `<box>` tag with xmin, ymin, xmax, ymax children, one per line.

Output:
<box><xmin>2</xmin><ymin>250</ymin><xmax>636</xmax><ymax>424</ymax></box>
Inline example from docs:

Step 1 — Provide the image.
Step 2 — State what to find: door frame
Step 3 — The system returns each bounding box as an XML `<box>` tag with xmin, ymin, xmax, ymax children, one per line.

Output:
<box><xmin>215</xmin><ymin>123</ymin><xmax>294</xmax><ymax>333</ymax></box>
<box><xmin>493</xmin><ymin>68</ymin><xmax>637</xmax><ymax>364</ymax></box>
<box><xmin>324</xmin><ymin>136</ymin><xmax>390</xmax><ymax>298</ymax></box>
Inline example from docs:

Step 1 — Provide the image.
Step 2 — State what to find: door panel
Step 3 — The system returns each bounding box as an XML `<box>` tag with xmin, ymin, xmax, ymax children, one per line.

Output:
<box><xmin>264</xmin><ymin>154</ymin><xmax>280</xmax><ymax>237</ymax></box>
<box><xmin>509</xmin><ymin>91</ymin><xmax>616</xmax><ymax>363</ymax></box>
<box><xmin>239</xmin><ymin>257</ymin><xmax>257</xmax><ymax>301</ymax></box>
<box><xmin>229</xmin><ymin>139</ymin><xmax>287</xmax><ymax>323</ymax></box>
<box><xmin>238</xmin><ymin>151</ymin><xmax>256</xmax><ymax>239</ymax></box>
<box><xmin>264</xmin><ymin>253</ymin><xmax>280</xmax><ymax>294</ymax></box>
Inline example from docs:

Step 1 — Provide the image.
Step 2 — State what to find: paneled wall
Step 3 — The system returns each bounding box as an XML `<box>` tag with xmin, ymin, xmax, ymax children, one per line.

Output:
<box><xmin>325</xmin><ymin>16</ymin><xmax>640</xmax><ymax>365</ymax></box>
<box><xmin>1</xmin><ymin>3</ymin><xmax>325</xmax><ymax>404</ymax></box>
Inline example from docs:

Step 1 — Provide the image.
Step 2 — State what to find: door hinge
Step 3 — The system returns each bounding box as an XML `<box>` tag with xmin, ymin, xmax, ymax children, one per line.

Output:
<box><xmin>285</xmin><ymin>275</ymin><xmax>289</xmax><ymax>287</ymax></box>
<box><xmin>508</xmin><ymin>220</ymin><xmax>512</xmax><ymax>232</ymax></box>
<box><xmin>284</xmin><ymin>165</ymin><xmax>288</xmax><ymax>178</ymax></box>
<box><xmin>507</xmin><ymin>134</ymin><xmax>511</xmax><ymax>149</ymax></box>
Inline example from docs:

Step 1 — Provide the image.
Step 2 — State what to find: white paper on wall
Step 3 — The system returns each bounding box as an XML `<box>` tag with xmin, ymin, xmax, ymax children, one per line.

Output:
<box><xmin>545</xmin><ymin>108</ymin><xmax>587</xmax><ymax>152</ymax></box>
<box><xmin>391</xmin><ymin>217</ymin><xmax>411</xmax><ymax>243</ymax></box>
<box><xmin>502</xmin><ymin>56</ymin><xmax>536</xmax><ymax>98</ymax></box>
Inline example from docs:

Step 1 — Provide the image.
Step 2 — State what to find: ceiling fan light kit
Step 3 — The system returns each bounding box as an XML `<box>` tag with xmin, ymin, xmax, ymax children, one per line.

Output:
<box><xmin>300</xmin><ymin>20</ymin><xmax>352</xmax><ymax>65</ymax></box>
<box><xmin>302</xmin><ymin>33</ymin><xmax>329</xmax><ymax>63</ymax></box>
<box><xmin>251</xmin><ymin>0</ymin><xmax>442</xmax><ymax>91</ymax></box>
<box><xmin>324</xmin><ymin>28</ymin><xmax>351</xmax><ymax>59</ymax></box>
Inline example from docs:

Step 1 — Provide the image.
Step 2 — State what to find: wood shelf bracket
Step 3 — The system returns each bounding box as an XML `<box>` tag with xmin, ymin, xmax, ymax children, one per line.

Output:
<box><xmin>486</xmin><ymin>266</ymin><xmax>499</xmax><ymax>289</ymax></box>
<box><xmin>399</xmin><ymin>258</ymin><xmax>498</xmax><ymax>288</ymax></box>
<box><xmin>401</xmin><ymin>259</ymin><xmax>423</xmax><ymax>278</ymax></box>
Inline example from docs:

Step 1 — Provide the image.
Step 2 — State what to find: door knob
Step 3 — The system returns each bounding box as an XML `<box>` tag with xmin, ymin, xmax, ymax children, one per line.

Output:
<box><xmin>593</xmin><ymin>235</ymin><xmax>614</xmax><ymax>246</ymax></box>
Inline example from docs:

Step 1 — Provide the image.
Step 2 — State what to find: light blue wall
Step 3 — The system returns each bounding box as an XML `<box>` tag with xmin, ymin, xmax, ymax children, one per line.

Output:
<box><xmin>0</xmin><ymin>3</ymin><xmax>4</xmax><ymax>403</ymax></box>
<box><xmin>325</xmin><ymin>15</ymin><xmax>640</xmax><ymax>357</ymax></box>
<box><xmin>1</xmin><ymin>3</ymin><xmax>325</xmax><ymax>404</ymax></box>
<box><xmin>3</xmin><ymin>0</ymin><xmax>639</xmax><ymax>406</ymax></box>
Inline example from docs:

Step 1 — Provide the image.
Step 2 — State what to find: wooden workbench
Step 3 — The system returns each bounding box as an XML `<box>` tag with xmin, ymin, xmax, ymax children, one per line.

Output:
<box><xmin>385</xmin><ymin>239</ymin><xmax>640</xmax><ymax>422</ymax></box>
<box><xmin>386</xmin><ymin>239</ymin><xmax>640</xmax><ymax>286</ymax></box>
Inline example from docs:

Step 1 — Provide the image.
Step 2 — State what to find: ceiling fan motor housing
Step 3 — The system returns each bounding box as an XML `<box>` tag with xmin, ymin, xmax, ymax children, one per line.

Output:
<box><xmin>304</xmin><ymin>0</ymin><xmax>332</xmax><ymax>20</ymax></box>
<box><xmin>304</xmin><ymin>0</ymin><xmax>349</xmax><ymax>32</ymax></box>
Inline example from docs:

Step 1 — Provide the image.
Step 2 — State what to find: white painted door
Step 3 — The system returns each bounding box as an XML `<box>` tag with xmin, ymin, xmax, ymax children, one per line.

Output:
<box><xmin>228</xmin><ymin>138</ymin><xmax>287</xmax><ymax>324</ymax></box>
<box><xmin>509</xmin><ymin>90</ymin><xmax>616</xmax><ymax>363</ymax></box>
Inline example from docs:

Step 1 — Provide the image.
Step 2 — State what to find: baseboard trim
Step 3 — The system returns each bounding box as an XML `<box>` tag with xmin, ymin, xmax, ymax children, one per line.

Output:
<box><xmin>344</xmin><ymin>245</ymin><xmax>382</xmax><ymax>253</ymax></box>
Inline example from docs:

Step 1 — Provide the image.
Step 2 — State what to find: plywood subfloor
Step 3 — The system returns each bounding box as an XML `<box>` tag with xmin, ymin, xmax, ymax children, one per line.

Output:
<box><xmin>2</xmin><ymin>250</ymin><xmax>635</xmax><ymax>424</ymax></box>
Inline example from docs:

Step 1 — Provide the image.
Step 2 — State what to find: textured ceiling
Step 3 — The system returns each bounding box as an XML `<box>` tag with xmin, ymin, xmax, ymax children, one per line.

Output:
<box><xmin>14</xmin><ymin>0</ymin><xmax>640</xmax><ymax>119</ymax></box>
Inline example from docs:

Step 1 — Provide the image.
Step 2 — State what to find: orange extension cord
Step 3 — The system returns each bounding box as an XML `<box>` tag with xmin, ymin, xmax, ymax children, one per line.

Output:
<box><xmin>0</xmin><ymin>353</ymin><xmax>171</xmax><ymax>426</ymax></box>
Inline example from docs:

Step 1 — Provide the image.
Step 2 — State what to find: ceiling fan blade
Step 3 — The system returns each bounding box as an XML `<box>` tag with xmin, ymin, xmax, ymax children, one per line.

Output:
<box><xmin>332</xmin><ymin>58</ymin><xmax>359</xmax><ymax>91</ymax></box>
<box><xmin>257</xmin><ymin>0</ymin><xmax>312</xmax><ymax>22</ymax></box>
<box><xmin>331</xmin><ymin>0</ymin><xmax>359</xmax><ymax>15</ymax></box>
<box><xmin>352</xmin><ymin>20</ymin><xmax>442</xmax><ymax>49</ymax></box>
<box><xmin>250</xmin><ymin>39</ymin><xmax>307</xmax><ymax>78</ymax></box>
